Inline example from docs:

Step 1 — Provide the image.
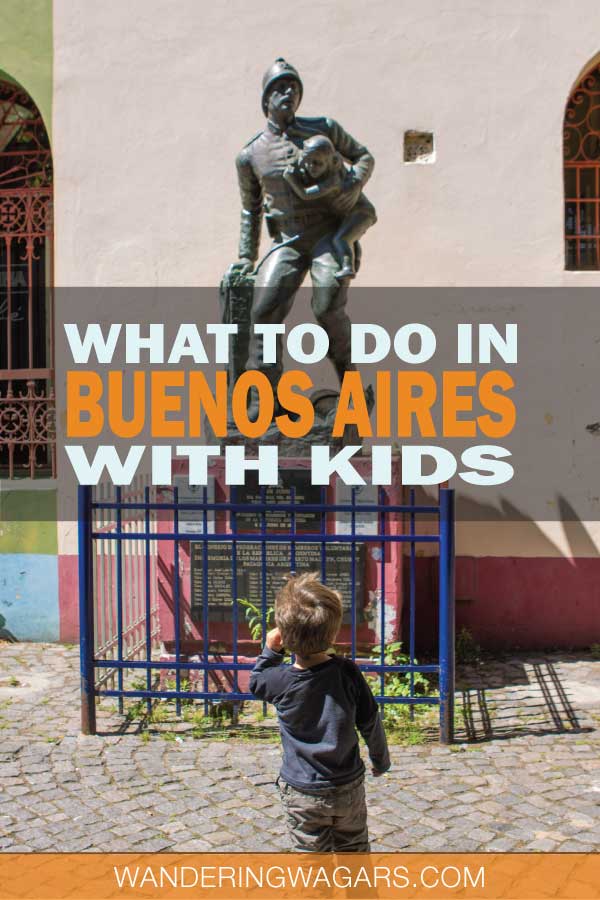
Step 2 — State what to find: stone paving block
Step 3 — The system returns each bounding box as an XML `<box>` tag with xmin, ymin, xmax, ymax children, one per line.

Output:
<box><xmin>202</xmin><ymin>830</ymin><xmax>237</xmax><ymax>846</ymax></box>
<box><xmin>94</xmin><ymin>840</ymin><xmax>137</xmax><ymax>852</ymax></box>
<box><xmin>417</xmin><ymin>816</ymin><xmax>447</xmax><ymax>834</ymax></box>
<box><xmin>112</xmin><ymin>823</ymin><xmax>152</xmax><ymax>837</ymax></box>
<box><xmin>1</xmin><ymin>777</ymin><xmax>27</xmax><ymax>788</ymax></box>
<box><xmin>2</xmin><ymin>644</ymin><xmax>600</xmax><ymax>853</ymax></box>
<box><xmin>169</xmin><ymin>839</ymin><xmax>214</xmax><ymax>851</ymax></box>
<box><xmin>217</xmin><ymin>798</ymin><xmax>243</xmax><ymax>811</ymax></box>
<box><xmin>486</xmin><ymin>837</ymin><xmax>519</xmax><ymax>851</ymax></box>
<box><xmin>448</xmin><ymin>838</ymin><xmax>483</xmax><ymax>852</ymax></box>
<box><xmin>131</xmin><ymin>837</ymin><xmax>175</xmax><ymax>852</ymax></box>
<box><xmin>56</xmin><ymin>838</ymin><xmax>95</xmax><ymax>852</ymax></box>
<box><xmin>180</xmin><ymin>816</ymin><xmax>218</xmax><ymax>834</ymax></box>
<box><xmin>419</xmin><ymin>834</ymin><xmax>450</xmax><ymax>851</ymax></box>
<box><xmin>228</xmin><ymin>822</ymin><xmax>256</xmax><ymax>838</ymax></box>
<box><xmin>467</xmin><ymin>827</ymin><xmax>497</xmax><ymax>843</ymax></box>
<box><xmin>558</xmin><ymin>840</ymin><xmax>598</xmax><ymax>852</ymax></box>
<box><xmin>526</xmin><ymin>838</ymin><xmax>560</xmax><ymax>851</ymax></box>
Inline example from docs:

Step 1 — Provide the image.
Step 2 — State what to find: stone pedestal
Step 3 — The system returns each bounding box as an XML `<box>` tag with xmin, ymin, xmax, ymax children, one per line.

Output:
<box><xmin>205</xmin><ymin>387</ymin><xmax>367</xmax><ymax>454</ymax></box>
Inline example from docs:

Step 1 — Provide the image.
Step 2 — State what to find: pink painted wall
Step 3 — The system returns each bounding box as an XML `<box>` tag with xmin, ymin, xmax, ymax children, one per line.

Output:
<box><xmin>58</xmin><ymin>554</ymin><xmax>78</xmax><ymax>642</ymax></box>
<box><xmin>59</xmin><ymin>548</ymin><xmax>600</xmax><ymax>651</ymax></box>
<box><xmin>407</xmin><ymin>556</ymin><xmax>600</xmax><ymax>652</ymax></box>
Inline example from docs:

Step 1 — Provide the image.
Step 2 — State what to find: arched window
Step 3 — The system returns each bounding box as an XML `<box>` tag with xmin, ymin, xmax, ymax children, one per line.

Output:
<box><xmin>564</xmin><ymin>58</ymin><xmax>600</xmax><ymax>270</ymax></box>
<box><xmin>0</xmin><ymin>77</ymin><xmax>54</xmax><ymax>478</ymax></box>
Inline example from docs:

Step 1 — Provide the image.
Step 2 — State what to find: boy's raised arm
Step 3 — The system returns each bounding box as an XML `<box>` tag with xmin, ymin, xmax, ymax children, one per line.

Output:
<box><xmin>249</xmin><ymin>628</ymin><xmax>285</xmax><ymax>701</ymax></box>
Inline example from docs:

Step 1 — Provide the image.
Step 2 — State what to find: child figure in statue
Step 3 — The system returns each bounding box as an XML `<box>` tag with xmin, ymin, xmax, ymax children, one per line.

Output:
<box><xmin>283</xmin><ymin>134</ymin><xmax>377</xmax><ymax>280</ymax></box>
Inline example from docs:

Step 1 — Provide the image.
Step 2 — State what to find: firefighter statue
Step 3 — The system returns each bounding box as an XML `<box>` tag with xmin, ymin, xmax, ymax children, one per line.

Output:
<box><xmin>221</xmin><ymin>58</ymin><xmax>376</xmax><ymax>423</ymax></box>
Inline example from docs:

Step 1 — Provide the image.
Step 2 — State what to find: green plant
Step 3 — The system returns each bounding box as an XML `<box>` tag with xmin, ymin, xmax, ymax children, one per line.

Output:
<box><xmin>191</xmin><ymin>726</ymin><xmax>209</xmax><ymax>739</ymax></box>
<box><xmin>239</xmin><ymin>598</ymin><xmax>274</xmax><ymax>641</ymax></box>
<box><xmin>386</xmin><ymin>721</ymin><xmax>428</xmax><ymax>746</ymax></box>
<box><xmin>455</xmin><ymin>627</ymin><xmax>482</xmax><ymax>664</ymax></box>
<box><xmin>184</xmin><ymin>707</ymin><xmax>213</xmax><ymax>727</ymax></box>
<box><xmin>162</xmin><ymin>676</ymin><xmax>193</xmax><ymax>705</ymax></box>
<box><xmin>590</xmin><ymin>643</ymin><xmax>600</xmax><ymax>660</ymax></box>
<box><xmin>125</xmin><ymin>699</ymin><xmax>146</xmax><ymax>721</ymax></box>
<box><xmin>149</xmin><ymin>703</ymin><xmax>170</xmax><ymax>724</ymax></box>
<box><xmin>368</xmin><ymin>641</ymin><xmax>436</xmax><ymax>734</ymax></box>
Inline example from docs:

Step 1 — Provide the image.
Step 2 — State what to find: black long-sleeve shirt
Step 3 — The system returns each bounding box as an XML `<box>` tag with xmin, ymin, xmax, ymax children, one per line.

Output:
<box><xmin>250</xmin><ymin>646</ymin><xmax>391</xmax><ymax>791</ymax></box>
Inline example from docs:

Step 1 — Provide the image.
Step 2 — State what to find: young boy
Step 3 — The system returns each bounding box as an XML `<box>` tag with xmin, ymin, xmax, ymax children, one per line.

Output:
<box><xmin>249</xmin><ymin>572</ymin><xmax>390</xmax><ymax>852</ymax></box>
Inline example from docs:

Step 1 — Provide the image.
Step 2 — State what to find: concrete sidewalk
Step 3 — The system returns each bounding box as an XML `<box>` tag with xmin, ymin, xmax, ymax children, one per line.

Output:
<box><xmin>0</xmin><ymin>643</ymin><xmax>599</xmax><ymax>852</ymax></box>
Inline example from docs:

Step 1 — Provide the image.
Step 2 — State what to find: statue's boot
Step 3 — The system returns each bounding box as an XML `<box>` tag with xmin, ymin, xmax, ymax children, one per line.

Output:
<box><xmin>334</xmin><ymin>260</ymin><xmax>356</xmax><ymax>281</ymax></box>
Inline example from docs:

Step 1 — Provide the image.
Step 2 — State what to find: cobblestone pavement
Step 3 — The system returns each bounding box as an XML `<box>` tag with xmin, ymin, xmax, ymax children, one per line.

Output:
<box><xmin>0</xmin><ymin>643</ymin><xmax>599</xmax><ymax>853</ymax></box>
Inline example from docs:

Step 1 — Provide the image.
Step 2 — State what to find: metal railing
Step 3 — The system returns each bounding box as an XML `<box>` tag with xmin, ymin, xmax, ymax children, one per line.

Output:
<box><xmin>78</xmin><ymin>481</ymin><xmax>455</xmax><ymax>741</ymax></box>
<box><xmin>0</xmin><ymin>77</ymin><xmax>54</xmax><ymax>478</ymax></box>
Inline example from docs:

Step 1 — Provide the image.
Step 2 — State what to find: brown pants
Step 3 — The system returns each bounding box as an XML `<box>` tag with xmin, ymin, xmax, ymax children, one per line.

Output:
<box><xmin>277</xmin><ymin>774</ymin><xmax>370</xmax><ymax>853</ymax></box>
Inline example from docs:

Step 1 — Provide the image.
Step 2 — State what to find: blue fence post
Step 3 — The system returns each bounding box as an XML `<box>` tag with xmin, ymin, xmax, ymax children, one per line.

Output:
<box><xmin>78</xmin><ymin>485</ymin><xmax>96</xmax><ymax>735</ymax></box>
<box><xmin>439</xmin><ymin>488</ymin><xmax>455</xmax><ymax>744</ymax></box>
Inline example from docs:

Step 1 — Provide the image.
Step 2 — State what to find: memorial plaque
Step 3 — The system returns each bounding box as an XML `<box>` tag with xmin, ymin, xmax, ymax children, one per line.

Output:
<box><xmin>190</xmin><ymin>541</ymin><xmax>365</xmax><ymax>623</ymax></box>
<box><xmin>234</xmin><ymin>469</ymin><xmax>322</xmax><ymax>533</ymax></box>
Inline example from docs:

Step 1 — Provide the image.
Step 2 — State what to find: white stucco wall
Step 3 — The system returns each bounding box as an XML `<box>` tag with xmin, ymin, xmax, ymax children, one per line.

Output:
<box><xmin>52</xmin><ymin>1</ymin><xmax>600</xmax><ymax>560</ymax></box>
<box><xmin>53</xmin><ymin>0</ymin><xmax>600</xmax><ymax>288</ymax></box>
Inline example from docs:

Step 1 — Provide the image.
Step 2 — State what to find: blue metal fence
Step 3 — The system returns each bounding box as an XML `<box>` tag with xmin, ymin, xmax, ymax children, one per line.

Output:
<box><xmin>78</xmin><ymin>481</ymin><xmax>455</xmax><ymax>741</ymax></box>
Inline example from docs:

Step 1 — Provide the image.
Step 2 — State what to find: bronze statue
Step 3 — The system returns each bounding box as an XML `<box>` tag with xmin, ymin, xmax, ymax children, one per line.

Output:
<box><xmin>282</xmin><ymin>134</ymin><xmax>376</xmax><ymax>280</ymax></box>
<box><xmin>224</xmin><ymin>58</ymin><xmax>376</xmax><ymax>421</ymax></box>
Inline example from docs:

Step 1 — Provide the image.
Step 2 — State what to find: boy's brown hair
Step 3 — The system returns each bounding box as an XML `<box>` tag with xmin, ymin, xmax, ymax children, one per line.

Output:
<box><xmin>275</xmin><ymin>572</ymin><xmax>343</xmax><ymax>656</ymax></box>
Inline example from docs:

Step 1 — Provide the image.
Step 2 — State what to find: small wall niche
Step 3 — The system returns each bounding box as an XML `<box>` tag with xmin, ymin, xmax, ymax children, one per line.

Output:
<box><xmin>404</xmin><ymin>130</ymin><xmax>435</xmax><ymax>164</ymax></box>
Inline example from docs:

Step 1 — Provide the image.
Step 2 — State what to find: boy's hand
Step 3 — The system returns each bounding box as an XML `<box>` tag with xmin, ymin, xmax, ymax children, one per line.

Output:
<box><xmin>266</xmin><ymin>627</ymin><xmax>283</xmax><ymax>652</ymax></box>
<box><xmin>371</xmin><ymin>767</ymin><xmax>386</xmax><ymax>777</ymax></box>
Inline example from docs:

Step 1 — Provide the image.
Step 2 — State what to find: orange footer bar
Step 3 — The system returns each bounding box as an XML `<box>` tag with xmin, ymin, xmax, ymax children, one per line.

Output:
<box><xmin>0</xmin><ymin>853</ymin><xmax>598</xmax><ymax>900</ymax></box>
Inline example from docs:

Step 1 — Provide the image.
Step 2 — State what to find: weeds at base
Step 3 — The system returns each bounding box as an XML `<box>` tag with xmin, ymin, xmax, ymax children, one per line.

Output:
<box><xmin>111</xmin><ymin>641</ymin><xmax>442</xmax><ymax>746</ymax></box>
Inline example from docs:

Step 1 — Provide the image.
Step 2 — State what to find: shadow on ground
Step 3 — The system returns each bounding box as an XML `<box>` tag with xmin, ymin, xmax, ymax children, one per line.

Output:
<box><xmin>456</xmin><ymin>654</ymin><xmax>599</xmax><ymax>742</ymax></box>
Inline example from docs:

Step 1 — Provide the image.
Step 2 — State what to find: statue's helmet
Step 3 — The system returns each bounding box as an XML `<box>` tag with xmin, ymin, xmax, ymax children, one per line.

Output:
<box><xmin>261</xmin><ymin>58</ymin><xmax>303</xmax><ymax>115</ymax></box>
